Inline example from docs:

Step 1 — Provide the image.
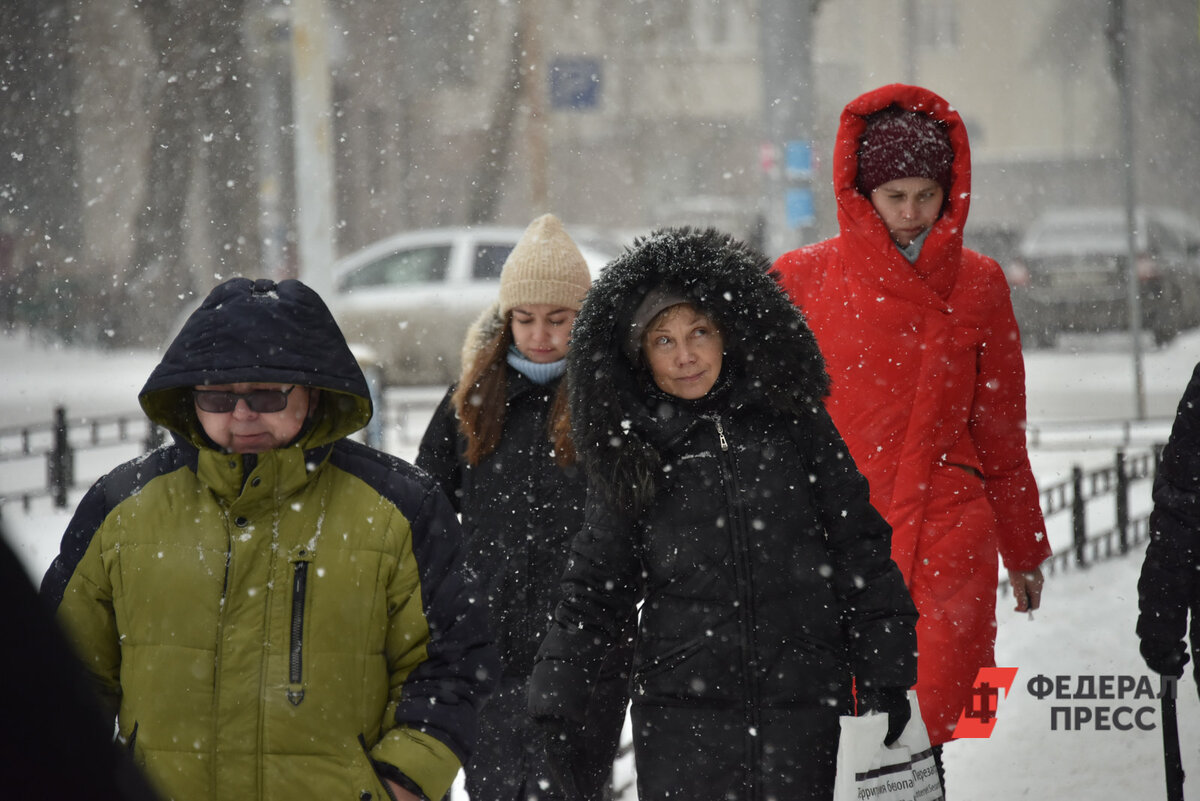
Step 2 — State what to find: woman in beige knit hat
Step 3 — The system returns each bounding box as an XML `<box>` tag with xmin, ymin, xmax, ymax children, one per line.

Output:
<box><xmin>417</xmin><ymin>214</ymin><xmax>633</xmax><ymax>801</ymax></box>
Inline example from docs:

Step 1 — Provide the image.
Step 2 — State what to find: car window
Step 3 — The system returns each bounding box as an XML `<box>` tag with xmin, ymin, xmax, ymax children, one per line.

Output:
<box><xmin>471</xmin><ymin>243</ymin><xmax>515</xmax><ymax>280</ymax></box>
<box><xmin>338</xmin><ymin>245</ymin><xmax>452</xmax><ymax>290</ymax></box>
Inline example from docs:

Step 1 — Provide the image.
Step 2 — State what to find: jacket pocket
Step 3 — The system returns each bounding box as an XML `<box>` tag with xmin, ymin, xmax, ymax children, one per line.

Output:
<box><xmin>357</xmin><ymin>733</ymin><xmax>398</xmax><ymax>801</ymax></box>
<box><xmin>634</xmin><ymin>639</ymin><xmax>705</xmax><ymax>687</ymax></box>
<box><xmin>119</xmin><ymin>720</ymin><xmax>139</xmax><ymax>754</ymax></box>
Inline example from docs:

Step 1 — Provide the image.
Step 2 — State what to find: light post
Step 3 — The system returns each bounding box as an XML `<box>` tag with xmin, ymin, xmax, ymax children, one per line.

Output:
<box><xmin>1107</xmin><ymin>0</ymin><xmax>1146</xmax><ymax>420</ymax></box>
<box><xmin>759</xmin><ymin>0</ymin><xmax>818</xmax><ymax>258</ymax></box>
<box><xmin>289</xmin><ymin>0</ymin><xmax>337</xmax><ymax>300</ymax></box>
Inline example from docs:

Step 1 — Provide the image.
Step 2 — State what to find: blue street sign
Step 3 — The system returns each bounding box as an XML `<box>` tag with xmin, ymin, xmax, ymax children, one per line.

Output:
<box><xmin>785</xmin><ymin>140</ymin><xmax>812</xmax><ymax>178</ymax></box>
<box><xmin>786</xmin><ymin>187</ymin><xmax>815</xmax><ymax>228</ymax></box>
<box><xmin>550</xmin><ymin>58</ymin><xmax>602</xmax><ymax>110</ymax></box>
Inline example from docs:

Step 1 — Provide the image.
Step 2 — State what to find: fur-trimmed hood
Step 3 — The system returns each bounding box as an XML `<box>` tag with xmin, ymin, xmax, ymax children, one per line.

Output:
<box><xmin>568</xmin><ymin>227</ymin><xmax>829</xmax><ymax>514</ymax></box>
<box><xmin>458</xmin><ymin>300</ymin><xmax>506</xmax><ymax>384</ymax></box>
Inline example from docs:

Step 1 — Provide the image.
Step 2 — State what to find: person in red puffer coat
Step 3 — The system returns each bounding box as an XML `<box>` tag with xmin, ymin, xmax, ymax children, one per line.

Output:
<box><xmin>772</xmin><ymin>83</ymin><xmax>1052</xmax><ymax>778</ymax></box>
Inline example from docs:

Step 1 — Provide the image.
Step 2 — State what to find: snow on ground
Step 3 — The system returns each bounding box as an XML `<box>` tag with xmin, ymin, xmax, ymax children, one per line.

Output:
<box><xmin>2</xmin><ymin>327</ymin><xmax>1200</xmax><ymax>799</ymax></box>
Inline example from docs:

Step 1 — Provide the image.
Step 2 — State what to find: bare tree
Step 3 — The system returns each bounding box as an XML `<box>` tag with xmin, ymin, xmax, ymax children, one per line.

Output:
<box><xmin>122</xmin><ymin>0</ymin><xmax>260</xmax><ymax>345</ymax></box>
<box><xmin>468</xmin><ymin>12</ymin><xmax>525</xmax><ymax>225</ymax></box>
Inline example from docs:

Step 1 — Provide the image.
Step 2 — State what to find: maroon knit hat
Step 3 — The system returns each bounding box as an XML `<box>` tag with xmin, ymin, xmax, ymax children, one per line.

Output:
<box><xmin>855</xmin><ymin>106</ymin><xmax>954</xmax><ymax>197</ymax></box>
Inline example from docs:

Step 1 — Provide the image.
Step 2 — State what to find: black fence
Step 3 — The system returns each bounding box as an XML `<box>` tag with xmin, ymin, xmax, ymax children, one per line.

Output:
<box><xmin>1038</xmin><ymin>446</ymin><xmax>1162</xmax><ymax>576</ymax></box>
<box><xmin>0</xmin><ymin>406</ymin><xmax>164</xmax><ymax>513</ymax></box>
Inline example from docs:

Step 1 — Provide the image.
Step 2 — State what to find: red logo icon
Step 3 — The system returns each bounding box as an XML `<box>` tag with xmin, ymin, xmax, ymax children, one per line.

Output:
<box><xmin>952</xmin><ymin>667</ymin><xmax>1019</xmax><ymax>738</ymax></box>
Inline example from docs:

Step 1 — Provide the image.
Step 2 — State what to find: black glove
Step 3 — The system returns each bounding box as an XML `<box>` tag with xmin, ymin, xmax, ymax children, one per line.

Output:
<box><xmin>536</xmin><ymin>717</ymin><xmax>586</xmax><ymax>801</ymax></box>
<box><xmin>857</xmin><ymin>687</ymin><xmax>911</xmax><ymax>746</ymax></box>
<box><xmin>1141</xmin><ymin>638</ymin><xmax>1190</xmax><ymax>678</ymax></box>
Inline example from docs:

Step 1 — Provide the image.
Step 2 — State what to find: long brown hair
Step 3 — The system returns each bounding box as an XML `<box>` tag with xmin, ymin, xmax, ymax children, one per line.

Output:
<box><xmin>451</xmin><ymin>314</ymin><xmax>577</xmax><ymax>467</ymax></box>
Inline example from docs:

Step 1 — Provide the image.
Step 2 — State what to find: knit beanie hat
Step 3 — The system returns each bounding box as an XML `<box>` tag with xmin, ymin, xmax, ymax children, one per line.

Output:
<box><xmin>498</xmin><ymin>213</ymin><xmax>593</xmax><ymax>316</ymax></box>
<box><xmin>623</xmin><ymin>284</ymin><xmax>691</xmax><ymax>363</ymax></box>
<box><xmin>855</xmin><ymin>106</ymin><xmax>954</xmax><ymax>197</ymax></box>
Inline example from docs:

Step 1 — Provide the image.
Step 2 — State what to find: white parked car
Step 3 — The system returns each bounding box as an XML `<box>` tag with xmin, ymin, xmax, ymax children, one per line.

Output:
<box><xmin>327</xmin><ymin>226</ymin><xmax>619</xmax><ymax>387</ymax></box>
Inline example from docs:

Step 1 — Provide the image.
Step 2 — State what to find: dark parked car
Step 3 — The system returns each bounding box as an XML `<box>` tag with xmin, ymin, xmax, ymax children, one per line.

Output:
<box><xmin>1006</xmin><ymin>207</ymin><xmax>1200</xmax><ymax>348</ymax></box>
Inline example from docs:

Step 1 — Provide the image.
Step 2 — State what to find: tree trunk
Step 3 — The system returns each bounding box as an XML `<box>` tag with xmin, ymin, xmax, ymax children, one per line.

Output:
<box><xmin>467</xmin><ymin>10</ymin><xmax>524</xmax><ymax>224</ymax></box>
<box><xmin>124</xmin><ymin>0</ymin><xmax>258</xmax><ymax>346</ymax></box>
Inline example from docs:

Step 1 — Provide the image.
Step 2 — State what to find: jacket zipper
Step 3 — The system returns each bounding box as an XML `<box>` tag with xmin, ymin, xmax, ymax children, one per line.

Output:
<box><xmin>287</xmin><ymin>552</ymin><xmax>311</xmax><ymax>706</ymax></box>
<box><xmin>708</xmin><ymin>414</ymin><xmax>764</xmax><ymax>799</ymax></box>
<box><xmin>212</xmin><ymin>535</ymin><xmax>233</xmax><ymax>796</ymax></box>
<box><xmin>713</xmin><ymin>416</ymin><xmax>729</xmax><ymax>451</ymax></box>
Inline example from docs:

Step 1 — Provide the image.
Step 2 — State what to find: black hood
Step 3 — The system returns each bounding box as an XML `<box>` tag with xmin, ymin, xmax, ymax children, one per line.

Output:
<box><xmin>567</xmin><ymin>227</ymin><xmax>829</xmax><ymax>514</ymax></box>
<box><xmin>139</xmin><ymin>277</ymin><xmax>372</xmax><ymax>447</ymax></box>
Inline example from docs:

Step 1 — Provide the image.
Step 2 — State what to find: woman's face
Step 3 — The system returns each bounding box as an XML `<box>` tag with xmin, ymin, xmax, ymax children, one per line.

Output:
<box><xmin>869</xmin><ymin>176</ymin><xmax>945</xmax><ymax>247</ymax></box>
<box><xmin>642</xmin><ymin>304</ymin><xmax>724</xmax><ymax>400</ymax></box>
<box><xmin>510</xmin><ymin>304</ymin><xmax>577</xmax><ymax>363</ymax></box>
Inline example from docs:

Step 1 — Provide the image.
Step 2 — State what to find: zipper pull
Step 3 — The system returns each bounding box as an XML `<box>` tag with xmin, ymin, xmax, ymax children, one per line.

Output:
<box><xmin>714</xmin><ymin>417</ymin><xmax>729</xmax><ymax>451</ymax></box>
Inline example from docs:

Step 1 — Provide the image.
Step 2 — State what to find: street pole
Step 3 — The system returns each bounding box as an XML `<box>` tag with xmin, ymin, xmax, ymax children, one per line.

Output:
<box><xmin>759</xmin><ymin>0</ymin><xmax>817</xmax><ymax>259</ymax></box>
<box><xmin>1108</xmin><ymin>0</ymin><xmax>1146</xmax><ymax>420</ymax></box>
<box><xmin>904</xmin><ymin>0</ymin><xmax>918</xmax><ymax>84</ymax></box>
<box><xmin>290</xmin><ymin>0</ymin><xmax>337</xmax><ymax>299</ymax></box>
<box><xmin>522</xmin><ymin>0</ymin><xmax>549</xmax><ymax>214</ymax></box>
<box><xmin>248</xmin><ymin>2</ymin><xmax>290</xmax><ymax>282</ymax></box>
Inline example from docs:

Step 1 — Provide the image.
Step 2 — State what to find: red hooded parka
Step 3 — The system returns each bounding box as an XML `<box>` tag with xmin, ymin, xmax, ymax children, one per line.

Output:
<box><xmin>772</xmin><ymin>84</ymin><xmax>1051</xmax><ymax>745</ymax></box>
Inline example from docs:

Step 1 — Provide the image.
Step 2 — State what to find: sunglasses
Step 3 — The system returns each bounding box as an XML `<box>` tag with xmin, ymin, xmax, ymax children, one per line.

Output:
<box><xmin>193</xmin><ymin>386</ymin><xmax>298</xmax><ymax>414</ymax></box>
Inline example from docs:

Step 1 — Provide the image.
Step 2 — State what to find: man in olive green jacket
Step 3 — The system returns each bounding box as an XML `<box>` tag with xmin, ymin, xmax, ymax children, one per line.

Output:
<box><xmin>42</xmin><ymin>277</ymin><xmax>498</xmax><ymax>801</ymax></box>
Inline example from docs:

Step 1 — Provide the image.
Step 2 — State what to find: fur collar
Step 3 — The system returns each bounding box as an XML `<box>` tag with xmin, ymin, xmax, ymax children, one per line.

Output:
<box><xmin>567</xmin><ymin>227</ymin><xmax>830</xmax><ymax>515</ymax></box>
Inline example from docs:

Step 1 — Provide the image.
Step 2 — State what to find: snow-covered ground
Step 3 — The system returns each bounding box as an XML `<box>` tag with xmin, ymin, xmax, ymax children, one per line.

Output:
<box><xmin>2</xmin><ymin>326</ymin><xmax>1199</xmax><ymax>799</ymax></box>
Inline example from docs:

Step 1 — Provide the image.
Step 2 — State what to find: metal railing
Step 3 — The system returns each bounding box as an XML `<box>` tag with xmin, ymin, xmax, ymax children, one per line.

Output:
<box><xmin>1023</xmin><ymin>417</ymin><xmax>1172</xmax><ymax>451</ymax></box>
<box><xmin>1036</xmin><ymin>446</ymin><xmax>1161</xmax><ymax>576</ymax></box>
<box><xmin>0</xmin><ymin>406</ymin><xmax>164</xmax><ymax>512</ymax></box>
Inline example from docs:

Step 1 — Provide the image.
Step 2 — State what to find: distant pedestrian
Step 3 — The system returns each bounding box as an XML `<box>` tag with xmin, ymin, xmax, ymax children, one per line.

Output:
<box><xmin>42</xmin><ymin>277</ymin><xmax>498</xmax><ymax>801</ymax></box>
<box><xmin>1138</xmin><ymin>360</ymin><xmax>1200</xmax><ymax>697</ymax></box>
<box><xmin>418</xmin><ymin>214</ymin><xmax>632</xmax><ymax>801</ymax></box>
<box><xmin>772</xmin><ymin>83</ymin><xmax>1052</xmax><ymax>777</ymax></box>
<box><xmin>529</xmin><ymin>227</ymin><xmax>919</xmax><ymax>801</ymax></box>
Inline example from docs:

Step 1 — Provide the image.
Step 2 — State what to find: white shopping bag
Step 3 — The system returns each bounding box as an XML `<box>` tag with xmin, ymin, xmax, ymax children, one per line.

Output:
<box><xmin>832</xmin><ymin>690</ymin><xmax>944</xmax><ymax>801</ymax></box>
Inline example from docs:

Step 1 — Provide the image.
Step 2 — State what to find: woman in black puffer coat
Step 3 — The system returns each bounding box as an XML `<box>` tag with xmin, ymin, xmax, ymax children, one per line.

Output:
<box><xmin>528</xmin><ymin>227</ymin><xmax>919</xmax><ymax>801</ymax></box>
<box><xmin>418</xmin><ymin>214</ymin><xmax>632</xmax><ymax>801</ymax></box>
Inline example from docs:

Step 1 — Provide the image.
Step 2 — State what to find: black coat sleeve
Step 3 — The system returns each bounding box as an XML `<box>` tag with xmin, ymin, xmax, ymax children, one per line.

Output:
<box><xmin>415</xmin><ymin>386</ymin><xmax>464</xmax><ymax>514</ymax></box>
<box><xmin>528</xmin><ymin>490</ymin><xmax>643</xmax><ymax>724</ymax></box>
<box><xmin>1137</xmin><ymin>363</ymin><xmax>1200</xmax><ymax>670</ymax></box>
<box><xmin>801</xmin><ymin>405</ymin><xmax>920</xmax><ymax>691</ymax></box>
<box><xmin>395</xmin><ymin>479</ymin><xmax>500</xmax><ymax>760</ymax></box>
